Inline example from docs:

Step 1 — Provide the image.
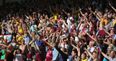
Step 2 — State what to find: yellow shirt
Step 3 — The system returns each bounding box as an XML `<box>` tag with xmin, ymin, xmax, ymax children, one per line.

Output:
<box><xmin>18</xmin><ymin>26</ymin><xmax>23</xmax><ymax>34</ymax></box>
<box><xmin>113</xmin><ymin>19</ymin><xmax>116</xmax><ymax>27</ymax></box>
<box><xmin>82</xmin><ymin>58</ymin><xmax>88</xmax><ymax>61</ymax></box>
<box><xmin>54</xmin><ymin>15</ymin><xmax>57</xmax><ymax>20</ymax></box>
<box><xmin>100</xmin><ymin>18</ymin><xmax>108</xmax><ymax>28</ymax></box>
<box><xmin>16</xmin><ymin>35</ymin><xmax>23</xmax><ymax>44</ymax></box>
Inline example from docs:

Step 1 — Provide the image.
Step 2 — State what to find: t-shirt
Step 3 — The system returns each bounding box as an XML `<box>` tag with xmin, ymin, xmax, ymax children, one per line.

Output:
<box><xmin>35</xmin><ymin>40</ymin><xmax>43</xmax><ymax>46</ymax></box>
<box><xmin>46</xmin><ymin>50</ymin><xmax>52</xmax><ymax>61</ymax></box>
<box><xmin>4</xmin><ymin>35</ymin><xmax>12</xmax><ymax>43</ymax></box>
<box><xmin>0</xmin><ymin>50</ymin><xmax>6</xmax><ymax>60</ymax></box>
<box><xmin>54</xmin><ymin>15</ymin><xmax>57</xmax><ymax>21</ymax></box>
<box><xmin>67</xmin><ymin>55</ymin><xmax>79</xmax><ymax>61</ymax></box>
<box><xmin>16</xmin><ymin>35</ymin><xmax>23</xmax><ymax>44</ymax></box>
<box><xmin>36</xmin><ymin>52</ymin><xmax>42</xmax><ymax>61</ymax></box>
<box><xmin>52</xmin><ymin>48</ymin><xmax>59</xmax><ymax>61</ymax></box>
<box><xmin>24</xmin><ymin>35</ymin><xmax>30</xmax><ymax>45</ymax></box>
<box><xmin>109</xmin><ymin>57</ymin><xmax>116</xmax><ymax>61</ymax></box>
<box><xmin>14</xmin><ymin>54</ymin><xmax>23</xmax><ymax>61</ymax></box>
<box><xmin>30</xmin><ymin>25</ymin><xmax>37</xmax><ymax>32</ymax></box>
<box><xmin>82</xmin><ymin>58</ymin><xmax>88</xmax><ymax>61</ymax></box>
<box><xmin>100</xmin><ymin>18</ymin><xmax>108</xmax><ymax>28</ymax></box>
<box><xmin>112</xmin><ymin>34</ymin><xmax>116</xmax><ymax>40</ymax></box>
<box><xmin>27</xmin><ymin>52</ymin><xmax>32</xmax><ymax>59</ymax></box>
<box><xmin>113</xmin><ymin>19</ymin><xmax>116</xmax><ymax>27</ymax></box>
<box><xmin>55</xmin><ymin>46</ymin><xmax>68</xmax><ymax>61</ymax></box>
<box><xmin>18</xmin><ymin>26</ymin><xmax>23</xmax><ymax>34</ymax></box>
<box><xmin>97</xmin><ymin>29</ymin><xmax>106</xmax><ymax>37</ymax></box>
<box><xmin>103</xmin><ymin>58</ymin><xmax>108</xmax><ymax>61</ymax></box>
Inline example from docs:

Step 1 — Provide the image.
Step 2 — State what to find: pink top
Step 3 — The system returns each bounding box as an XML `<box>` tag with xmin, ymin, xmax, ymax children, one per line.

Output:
<box><xmin>46</xmin><ymin>50</ymin><xmax>53</xmax><ymax>61</ymax></box>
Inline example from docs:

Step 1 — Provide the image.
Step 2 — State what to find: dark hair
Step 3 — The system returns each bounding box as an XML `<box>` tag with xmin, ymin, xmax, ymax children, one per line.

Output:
<box><xmin>72</xmin><ymin>48</ymin><xmax>77</xmax><ymax>55</ymax></box>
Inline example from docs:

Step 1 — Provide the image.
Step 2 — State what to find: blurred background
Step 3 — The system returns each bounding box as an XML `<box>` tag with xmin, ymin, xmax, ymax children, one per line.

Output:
<box><xmin>0</xmin><ymin>0</ymin><xmax>115</xmax><ymax>20</ymax></box>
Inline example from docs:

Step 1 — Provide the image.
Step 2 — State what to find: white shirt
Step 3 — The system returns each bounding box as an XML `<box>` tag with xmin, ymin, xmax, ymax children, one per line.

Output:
<box><xmin>109</xmin><ymin>57</ymin><xmax>116</xmax><ymax>61</ymax></box>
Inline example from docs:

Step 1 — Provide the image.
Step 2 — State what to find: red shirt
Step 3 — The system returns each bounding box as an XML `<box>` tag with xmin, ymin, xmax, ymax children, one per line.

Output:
<box><xmin>98</xmin><ymin>30</ymin><xmax>106</xmax><ymax>37</ymax></box>
<box><xmin>27</xmin><ymin>52</ymin><xmax>32</xmax><ymax>59</ymax></box>
<box><xmin>46</xmin><ymin>50</ymin><xmax>52</xmax><ymax>61</ymax></box>
<box><xmin>36</xmin><ymin>52</ymin><xmax>42</xmax><ymax>61</ymax></box>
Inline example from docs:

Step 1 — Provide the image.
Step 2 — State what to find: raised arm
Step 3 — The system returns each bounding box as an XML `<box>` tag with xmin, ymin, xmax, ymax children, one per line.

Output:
<box><xmin>86</xmin><ymin>33</ymin><xmax>100</xmax><ymax>46</ymax></box>
<box><xmin>85</xmin><ymin>48</ymin><xmax>94</xmax><ymax>59</ymax></box>
<box><xmin>13</xmin><ymin>50</ymin><xmax>17</xmax><ymax>56</ymax></box>
<box><xmin>109</xmin><ymin>2</ymin><xmax>116</xmax><ymax>12</ymax></box>
<box><xmin>103</xmin><ymin>29</ymin><xmax>111</xmax><ymax>36</ymax></box>
<box><xmin>101</xmin><ymin>52</ymin><xmax>110</xmax><ymax>60</ymax></box>
<box><xmin>86</xmin><ymin>33</ymin><xmax>97</xmax><ymax>41</ymax></box>
<box><xmin>89</xmin><ymin>9</ymin><xmax>101</xmax><ymax>21</ymax></box>
<box><xmin>49</xmin><ymin>6</ymin><xmax>54</xmax><ymax>15</ymax></box>
<box><xmin>62</xmin><ymin>19</ymin><xmax>68</xmax><ymax>28</ymax></box>
<box><xmin>62</xmin><ymin>9</ymin><xmax>69</xmax><ymax>16</ymax></box>
<box><xmin>71</xmin><ymin>43</ymin><xmax>80</xmax><ymax>57</ymax></box>
<box><xmin>79</xmin><ymin>8</ymin><xmax>88</xmax><ymax>21</ymax></box>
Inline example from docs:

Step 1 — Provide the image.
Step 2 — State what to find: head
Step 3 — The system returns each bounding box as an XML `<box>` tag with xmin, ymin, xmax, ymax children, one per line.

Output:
<box><xmin>16</xmin><ymin>49</ymin><xmax>22</xmax><ymax>54</ymax></box>
<box><xmin>81</xmin><ymin>53</ymin><xmax>87</xmax><ymax>59</ymax></box>
<box><xmin>89</xmin><ymin>41</ymin><xmax>95</xmax><ymax>47</ymax></box>
<box><xmin>112</xmin><ymin>40</ymin><xmax>116</xmax><ymax>46</ymax></box>
<box><xmin>110</xmin><ymin>28</ymin><xmax>114</xmax><ymax>35</ymax></box>
<box><xmin>71</xmin><ymin>49</ymin><xmax>77</xmax><ymax>57</ymax></box>
<box><xmin>92</xmin><ymin>51</ymin><xmax>98</xmax><ymax>58</ymax></box>
<box><xmin>107</xmin><ymin>45</ymin><xmax>113</xmax><ymax>54</ymax></box>
<box><xmin>67</xmin><ymin>13</ymin><xmax>71</xmax><ymax>17</ymax></box>
<box><xmin>31</xmin><ymin>32</ymin><xmax>36</xmax><ymax>37</ymax></box>
<box><xmin>109</xmin><ymin>50</ymin><xmax>116</xmax><ymax>58</ymax></box>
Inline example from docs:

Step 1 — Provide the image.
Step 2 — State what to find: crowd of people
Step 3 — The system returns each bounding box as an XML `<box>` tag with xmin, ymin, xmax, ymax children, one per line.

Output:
<box><xmin>0</xmin><ymin>0</ymin><xmax>116</xmax><ymax>61</ymax></box>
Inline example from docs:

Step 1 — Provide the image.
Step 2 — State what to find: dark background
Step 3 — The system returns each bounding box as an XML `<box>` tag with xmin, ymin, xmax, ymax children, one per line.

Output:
<box><xmin>0</xmin><ymin>0</ymin><xmax>115</xmax><ymax>20</ymax></box>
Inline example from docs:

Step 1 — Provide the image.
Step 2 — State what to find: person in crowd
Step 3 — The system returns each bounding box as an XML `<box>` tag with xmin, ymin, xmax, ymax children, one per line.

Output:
<box><xmin>0</xmin><ymin>0</ymin><xmax>116</xmax><ymax>61</ymax></box>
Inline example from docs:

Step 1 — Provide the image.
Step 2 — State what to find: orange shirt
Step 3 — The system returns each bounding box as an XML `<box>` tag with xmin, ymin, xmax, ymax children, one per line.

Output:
<box><xmin>100</xmin><ymin>18</ymin><xmax>108</xmax><ymax>27</ymax></box>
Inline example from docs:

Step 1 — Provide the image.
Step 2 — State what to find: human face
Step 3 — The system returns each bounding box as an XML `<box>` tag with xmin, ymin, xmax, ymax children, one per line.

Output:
<box><xmin>81</xmin><ymin>53</ymin><xmax>86</xmax><ymax>59</ymax></box>
<box><xmin>93</xmin><ymin>52</ymin><xmax>97</xmax><ymax>58</ymax></box>
<box><xmin>89</xmin><ymin>41</ymin><xmax>94</xmax><ymax>47</ymax></box>
<box><xmin>110</xmin><ymin>51</ymin><xmax>115</xmax><ymax>58</ymax></box>
<box><xmin>72</xmin><ymin>51</ymin><xmax>76</xmax><ymax>57</ymax></box>
<box><xmin>17</xmin><ymin>50</ymin><xmax>21</xmax><ymax>54</ymax></box>
<box><xmin>107</xmin><ymin>47</ymin><xmax>112</xmax><ymax>55</ymax></box>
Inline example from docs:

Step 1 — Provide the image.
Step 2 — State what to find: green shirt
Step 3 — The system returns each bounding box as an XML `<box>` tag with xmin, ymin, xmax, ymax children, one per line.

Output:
<box><xmin>0</xmin><ymin>49</ymin><xmax>6</xmax><ymax>60</ymax></box>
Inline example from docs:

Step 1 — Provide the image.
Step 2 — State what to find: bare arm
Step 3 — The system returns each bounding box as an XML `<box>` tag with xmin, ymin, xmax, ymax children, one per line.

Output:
<box><xmin>103</xmin><ymin>29</ymin><xmax>111</xmax><ymax>36</ymax></box>
<box><xmin>101</xmin><ymin>52</ymin><xmax>110</xmax><ymax>60</ymax></box>
<box><xmin>13</xmin><ymin>50</ymin><xmax>17</xmax><ymax>56</ymax></box>
<box><xmin>86</xmin><ymin>33</ymin><xmax>97</xmax><ymax>41</ymax></box>
<box><xmin>71</xmin><ymin>44</ymin><xmax>80</xmax><ymax>57</ymax></box>
<box><xmin>86</xmin><ymin>33</ymin><xmax>100</xmax><ymax>46</ymax></box>
<box><xmin>62</xmin><ymin>20</ymin><xmax>68</xmax><ymax>28</ymax></box>
<box><xmin>49</xmin><ymin>6</ymin><xmax>54</xmax><ymax>15</ymax></box>
<box><xmin>85</xmin><ymin>48</ymin><xmax>94</xmax><ymax>59</ymax></box>
<box><xmin>109</xmin><ymin>2</ymin><xmax>116</xmax><ymax>12</ymax></box>
<box><xmin>76</xmin><ymin>21</ymin><xmax>82</xmax><ymax>31</ymax></box>
<box><xmin>62</xmin><ymin>9</ymin><xmax>68</xmax><ymax>16</ymax></box>
<box><xmin>79</xmin><ymin>8</ymin><xmax>88</xmax><ymax>21</ymax></box>
<box><xmin>89</xmin><ymin>9</ymin><xmax>101</xmax><ymax>21</ymax></box>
